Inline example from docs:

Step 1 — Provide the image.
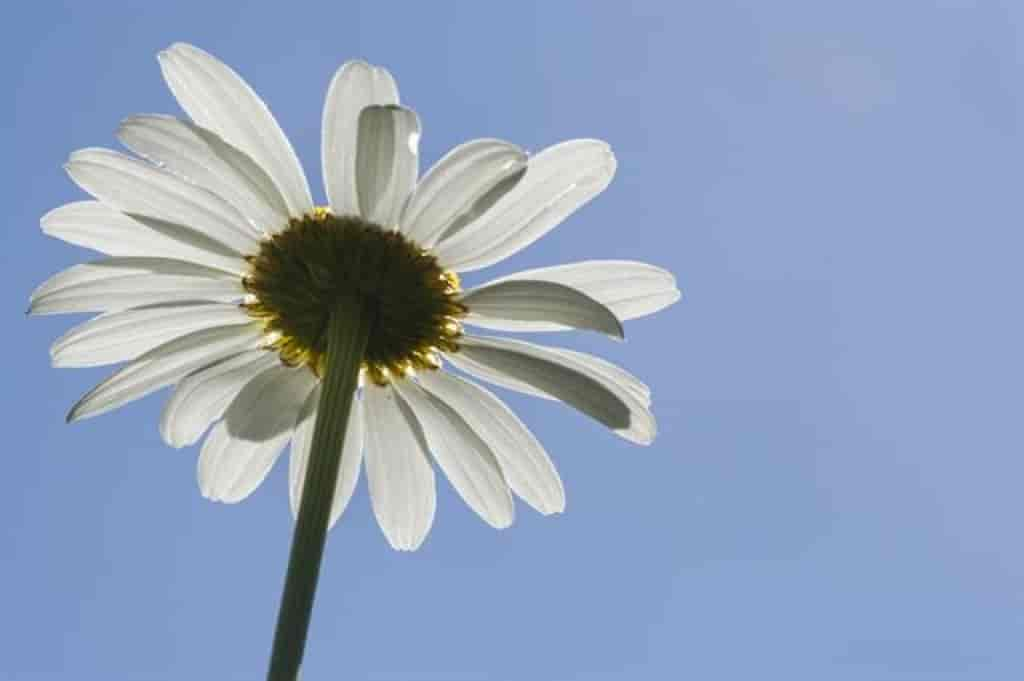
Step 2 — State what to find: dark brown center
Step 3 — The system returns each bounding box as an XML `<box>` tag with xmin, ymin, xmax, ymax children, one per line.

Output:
<box><xmin>243</xmin><ymin>210</ymin><xmax>465</xmax><ymax>384</ymax></box>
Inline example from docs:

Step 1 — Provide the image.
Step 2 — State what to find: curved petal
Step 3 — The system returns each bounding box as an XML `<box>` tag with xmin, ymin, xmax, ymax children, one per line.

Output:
<box><xmin>67</xmin><ymin>323</ymin><xmax>264</xmax><ymax>423</ymax></box>
<box><xmin>451</xmin><ymin>335</ymin><xmax>655</xmax><ymax>444</ymax></box>
<box><xmin>157</xmin><ymin>43</ymin><xmax>313</xmax><ymax>217</ymax></box>
<box><xmin>198</xmin><ymin>364</ymin><xmax>316</xmax><ymax>503</ymax></box>
<box><xmin>552</xmin><ymin>347</ymin><xmax>651</xmax><ymax>407</ymax></box>
<box><xmin>32</xmin><ymin>257</ymin><xmax>231</xmax><ymax>300</ymax></box>
<box><xmin>29</xmin><ymin>257</ymin><xmax>243</xmax><ymax>315</ymax></box>
<box><xmin>355</xmin><ymin>105</ymin><xmax>420</xmax><ymax>226</ymax></box>
<box><xmin>476</xmin><ymin>260</ymin><xmax>680</xmax><ymax>330</ymax></box>
<box><xmin>118</xmin><ymin>115</ymin><xmax>290</xmax><ymax>233</ymax></box>
<box><xmin>51</xmin><ymin>302</ymin><xmax>250</xmax><ymax>368</ymax></box>
<box><xmin>433</xmin><ymin>140</ymin><xmax>616</xmax><ymax>272</ymax></box>
<box><xmin>444</xmin><ymin>351</ymin><xmax>547</xmax><ymax>400</ymax></box>
<box><xmin>400</xmin><ymin>139</ymin><xmax>526</xmax><ymax>246</ymax></box>
<box><xmin>447</xmin><ymin>344</ymin><xmax>650</xmax><ymax>409</ymax></box>
<box><xmin>160</xmin><ymin>350</ymin><xmax>279</xmax><ymax>448</ymax></box>
<box><xmin>460</xmin><ymin>280</ymin><xmax>624</xmax><ymax>339</ymax></box>
<box><xmin>362</xmin><ymin>384</ymin><xmax>436</xmax><ymax>551</ymax></box>
<box><xmin>289</xmin><ymin>385</ymin><xmax>364</xmax><ymax>529</ymax></box>
<box><xmin>322</xmin><ymin>60</ymin><xmax>400</xmax><ymax>217</ymax></box>
<box><xmin>41</xmin><ymin>201</ymin><xmax>247</xmax><ymax>275</ymax></box>
<box><xmin>417</xmin><ymin>370</ymin><xmax>564</xmax><ymax>515</ymax></box>
<box><xmin>65</xmin><ymin>148</ymin><xmax>260</xmax><ymax>255</ymax></box>
<box><xmin>393</xmin><ymin>380</ymin><xmax>513</xmax><ymax>529</ymax></box>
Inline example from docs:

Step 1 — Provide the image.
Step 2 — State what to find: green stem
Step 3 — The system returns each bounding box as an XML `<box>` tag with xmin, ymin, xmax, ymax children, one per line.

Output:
<box><xmin>267</xmin><ymin>293</ymin><xmax>370</xmax><ymax>681</ymax></box>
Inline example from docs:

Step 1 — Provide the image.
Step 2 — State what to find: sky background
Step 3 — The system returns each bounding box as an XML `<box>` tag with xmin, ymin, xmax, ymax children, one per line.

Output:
<box><xmin>3</xmin><ymin>1</ymin><xmax>1024</xmax><ymax>679</ymax></box>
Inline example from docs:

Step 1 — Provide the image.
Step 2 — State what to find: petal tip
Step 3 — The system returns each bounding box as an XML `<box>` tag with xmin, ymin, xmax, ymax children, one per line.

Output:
<box><xmin>155</xmin><ymin>49</ymin><xmax>174</xmax><ymax>69</ymax></box>
<box><xmin>388</xmin><ymin>537</ymin><xmax>420</xmax><ymax>552</ymax></box>
<box><xmin>609</xmin><ymin>318</ymin><xmax>626</xmax><ymax>341</ymax></box>
<box><xmin>337</xmin><ymin>58</ymin><xmax>371</xmax><ymax>72</ymax></box>
<box><xmin>115</xmin><ymin>116</ymin><xmax>138</xmax><ymax>136</ymax></box>
<box><xmin>160</xmin><ymin>427</ymin><xmax>189</xmax><ymax>449</ymax></box>
<box><xmin>630</xmin><ymin>430</ymin><xmax>656</xmax><ymax>446</ymax></box>
<box><xmin>492</xmin><ymin>517</ymin><xmax>515</xmax><ymax>530</ymax></box>
<box><xmin>165</xmin><ymin>42</ymin><xmax>199</xmax><ymax>56</ymax></box>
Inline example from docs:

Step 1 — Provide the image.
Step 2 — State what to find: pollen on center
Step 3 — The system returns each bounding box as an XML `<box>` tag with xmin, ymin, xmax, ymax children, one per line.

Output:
<box><xmin>242</xmin><ymin>209</ymin><xmax>466</xmax><ymax>384</ymax></box>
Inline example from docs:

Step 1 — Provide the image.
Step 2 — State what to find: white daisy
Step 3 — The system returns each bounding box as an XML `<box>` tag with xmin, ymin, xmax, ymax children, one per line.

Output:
<box><xmin>32</xmin><ymin>43</ymin><xmax>679</xmax><ymax>551</ymax></box>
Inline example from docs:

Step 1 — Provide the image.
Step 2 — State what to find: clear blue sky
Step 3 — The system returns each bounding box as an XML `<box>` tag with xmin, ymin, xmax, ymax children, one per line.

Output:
<box><xmin>5</xmin><ymin>1</ymin><xmax>1023</xmax><ymax>679</ymax></box>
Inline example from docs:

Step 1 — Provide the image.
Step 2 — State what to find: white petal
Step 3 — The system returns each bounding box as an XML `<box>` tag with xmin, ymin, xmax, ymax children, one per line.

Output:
<box><xmin>29</xmin><ymin>257</ymin><xmax>243</xmax><ymax>315</ymax></box>
<box><xmin>157</xmin><ymin>43</ymin><xmax>313</xmax><ymax>217</ymax></box>
<box><xmin>444</xmin><ymin>351</ymin><xmax>548</xmax><ymax>400</ymax></box>
<box><xmin>289</xmin><ymin>386</ymin><xmax>364</xmax><ymax>529</ymax></box>
<box><xmin>362</xmin><ymin>384</ymin><xmax>436</xmax><ymax>551</ymax></box>
<box><xmin>118</xmin><ymin>115</ymin><xmax>290</xmax><ymax>233</ymax></box>
<box><xmin>41</xmin><ymin>201</ymin><xmax>247</xmax><ymax>275</ymax></box>
<box><xmin>67</xmin><ymin>323</ymin><xmax>264</xmax><ymax>423</ymax></box>
<box><xmin>448</xmin><ymin>344</ymin><xmax>650</xmax><ymax>409</ymax></box>
<box><xmin>460</xmin><ymin>279</ymin><xmax>624</xmax><ymax>339</ymax></box>
<box><xmin>355</xmin><ymin>105</ymin><xmax>420</xmax><ymax>226</ymax></box>
<box><xmin>31</xmin><ymin>257</ymin><xmax>229</xmax><ymax>300</ymax></box>
<box><xmin>65</xmin><ymin>148</ymin><xmax>260</xmax><ymax>254</ymax></box>
<box><xmin>393</xmin><ymin>380</ymin><xmax>513</xmax><ymax>529</ymax></box>
<box><xmin>198</xmin><ymin>364</ymin><xmax>316</xmax><ymax>503</ymax></box>
<box><xmin>433</xmin><ymin>140</ymin><xmax>616</xmax><ymax>272</ymax></box>
<box><xmin>553</xmin><ymin>347</ymin><xmax>651</xmax><ymax>408</ymax></box>
<box><xmin>417</xmin><ymin>370</ymin><xmax>564</xmax><ymax>515</ymax></box>
<box><xmin>322</xmin><ymin>60</ymin><xmax>400</xmax><ymax>217</ymax></box>
<box><xmin>452</xmin><ymin>335</ymin><xmax>655</xmax><ymax>444</ymax></box>
<box><xmin>160</xmin><ymin>350</ymin><xmax>279</xmax><ymax>448</ymax></box>
<box><xmin>51</xmin><ymin>302</ymin><xmax>250</xmax><ymax>368</ymax></box>
<box><xmin>475</xmin><ymin>260</ymin><xmax>680</xmax><ymax>330</ymax></box>
<box><xmin>400</xmin><ymin>139</ymin><xmax>526</xmax><ymax>246</ymax></box>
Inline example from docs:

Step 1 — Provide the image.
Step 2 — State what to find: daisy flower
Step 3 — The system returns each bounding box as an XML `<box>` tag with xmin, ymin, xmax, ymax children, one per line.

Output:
<box><xmin>32</xmin><ymin>43</ymin><xmax>679</xmax><ymax>552</ymax></box>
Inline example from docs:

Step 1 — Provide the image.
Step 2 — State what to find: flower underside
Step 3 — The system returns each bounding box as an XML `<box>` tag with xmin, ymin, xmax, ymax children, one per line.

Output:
<box><xmin>244</xmin><ymin>209</ymin><xmax>465</xmax><ymax>384</ymax></box>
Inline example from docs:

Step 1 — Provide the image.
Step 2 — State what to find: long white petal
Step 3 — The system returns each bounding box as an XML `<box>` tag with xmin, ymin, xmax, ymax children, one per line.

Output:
<box><xmin>160</xmin><ymin>350</ymin><xmax>279</xmax><ymax>448</ymax></box>
<box><xmin>433</xmin><ymin>140</ymin><xmax>616</xmax><ymax>272</ymax></box>
<box><xmin>29</xmin><ymin>258</ymin><xmax>243</xmax><ymax>315</ymax></box>
<box><xmin>444</xmin><ymin>351</ymin><xmax>548</xmax><ymax>400</ymax></box>
<box><xmin>32</xmin><ymin>257</ymin><xmax>230</xmax><ymax>300</ymax></box>
<box><xmin>447</xmin><ymin>344</ymin><xmax>650</xmax><ymax>409</ymax></box>
<box><xmin>157</xmin><ymin>43</ymin><xmax>313</xmax><ymax>217</ymax></box>
<box><xmin>322</xmin><ymin>60</ymin><xmax>400</xmax><ymax>217</ymax></box>
<box><xmin>460</xmin><ymin>280</ymin><xmax>624</xmax><ymax>339</ymax></box>
<box><xmin>51</xmin><ymin>302</ymin><xmax>250</xmax><ymax>368</ymax></box>
<box><xmin>41</xmin><ymin>201</ymin><xmax>246</xmax><ymax>275</ymax></box>
<box><xmin>417</xmin><ymin>370</ymin><xmax>564</xmax><ymax>515</ymax></box>
<box><xmin>452</xmin><ymin>335</ymin><xmax>655</xmax><ymax>444</ymax></box>
<box><xmin>393</xmin><ymin>380</ymin><xmax>513</xmax><ymax>529</ymax></box>
<box><xmin>400</xmin><ymin>139</ymin><xmax>526</xmax><ymax>246</ymax></box>
<box><xmin>67</xmin><ymin>323</ymin><xmax>264</xmax><ymax>423</ymax></box>
<box><xmin>451</xmin><ymin>336</ymin><xmax>629</xmax><ymax>434</ymax></box>
<box><xmin>198</xmin><ymin>364</ymin><xmax>316</xmax><ymax>503</ymax></box>
<box><xmin>289</xmin><ymin>386</ymin><xmax>364</xmax><ymax>529</ymax></box>
<box><xmin>553</xmin><ymin>347</ymin><xmax>651</xmax><ymax>407</ymax></box>
<box><xmin>355</xmin><ymin>105</ymin><xmax>420</xmax><ymax>226</ymax></box>
<box><xmin>362</xmin><ymin>384</ymin><xmax>436</xmax><ymax>551</ymax></box>
<box><xmin>118</xmin><ymin>115</ymin><xmax>290</xmax><ymax>233</ymax></box>
<box><xmin>65</xmin><ymin>148</ymin><xmax>259</xmax><ymax>254</ymax></box>
<box><xmin>473</xmin><ymin>260</ymin><xmax>680</xmax><ymax>330</ymax></box>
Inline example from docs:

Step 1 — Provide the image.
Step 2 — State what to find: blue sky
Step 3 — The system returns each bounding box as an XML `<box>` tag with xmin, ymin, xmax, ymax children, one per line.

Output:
<box><xmin>4</xmin><ymin>1</ymin><xmax>1024</xmax><ymax>679</ymax></box>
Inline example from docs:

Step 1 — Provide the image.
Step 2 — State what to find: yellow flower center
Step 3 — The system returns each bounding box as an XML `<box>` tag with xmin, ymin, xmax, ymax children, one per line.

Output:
<box><xmin>243</xmin><ymin>209</ymin><xmax>466</xmax><ymax>385</ymax></box>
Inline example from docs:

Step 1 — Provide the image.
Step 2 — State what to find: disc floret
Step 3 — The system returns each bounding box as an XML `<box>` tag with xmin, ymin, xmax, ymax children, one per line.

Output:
<box><xmin>243</xmin><ymin>210</ymin><xmax>466</xmax><ymax>384</ymax></box>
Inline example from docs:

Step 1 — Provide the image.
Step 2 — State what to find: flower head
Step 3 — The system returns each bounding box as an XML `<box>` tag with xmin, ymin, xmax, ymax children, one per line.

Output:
<box><xmin>31</xmin><ymin>43</ymin><xmax>679</xmax><ymax>550</ymax></box>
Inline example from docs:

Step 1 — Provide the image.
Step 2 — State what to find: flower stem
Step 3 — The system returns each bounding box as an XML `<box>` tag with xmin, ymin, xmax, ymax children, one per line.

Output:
<box><xmin>267</xmin><ymin>293</ymin><xmax>370</xmax><ymax>681</ymax></box>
